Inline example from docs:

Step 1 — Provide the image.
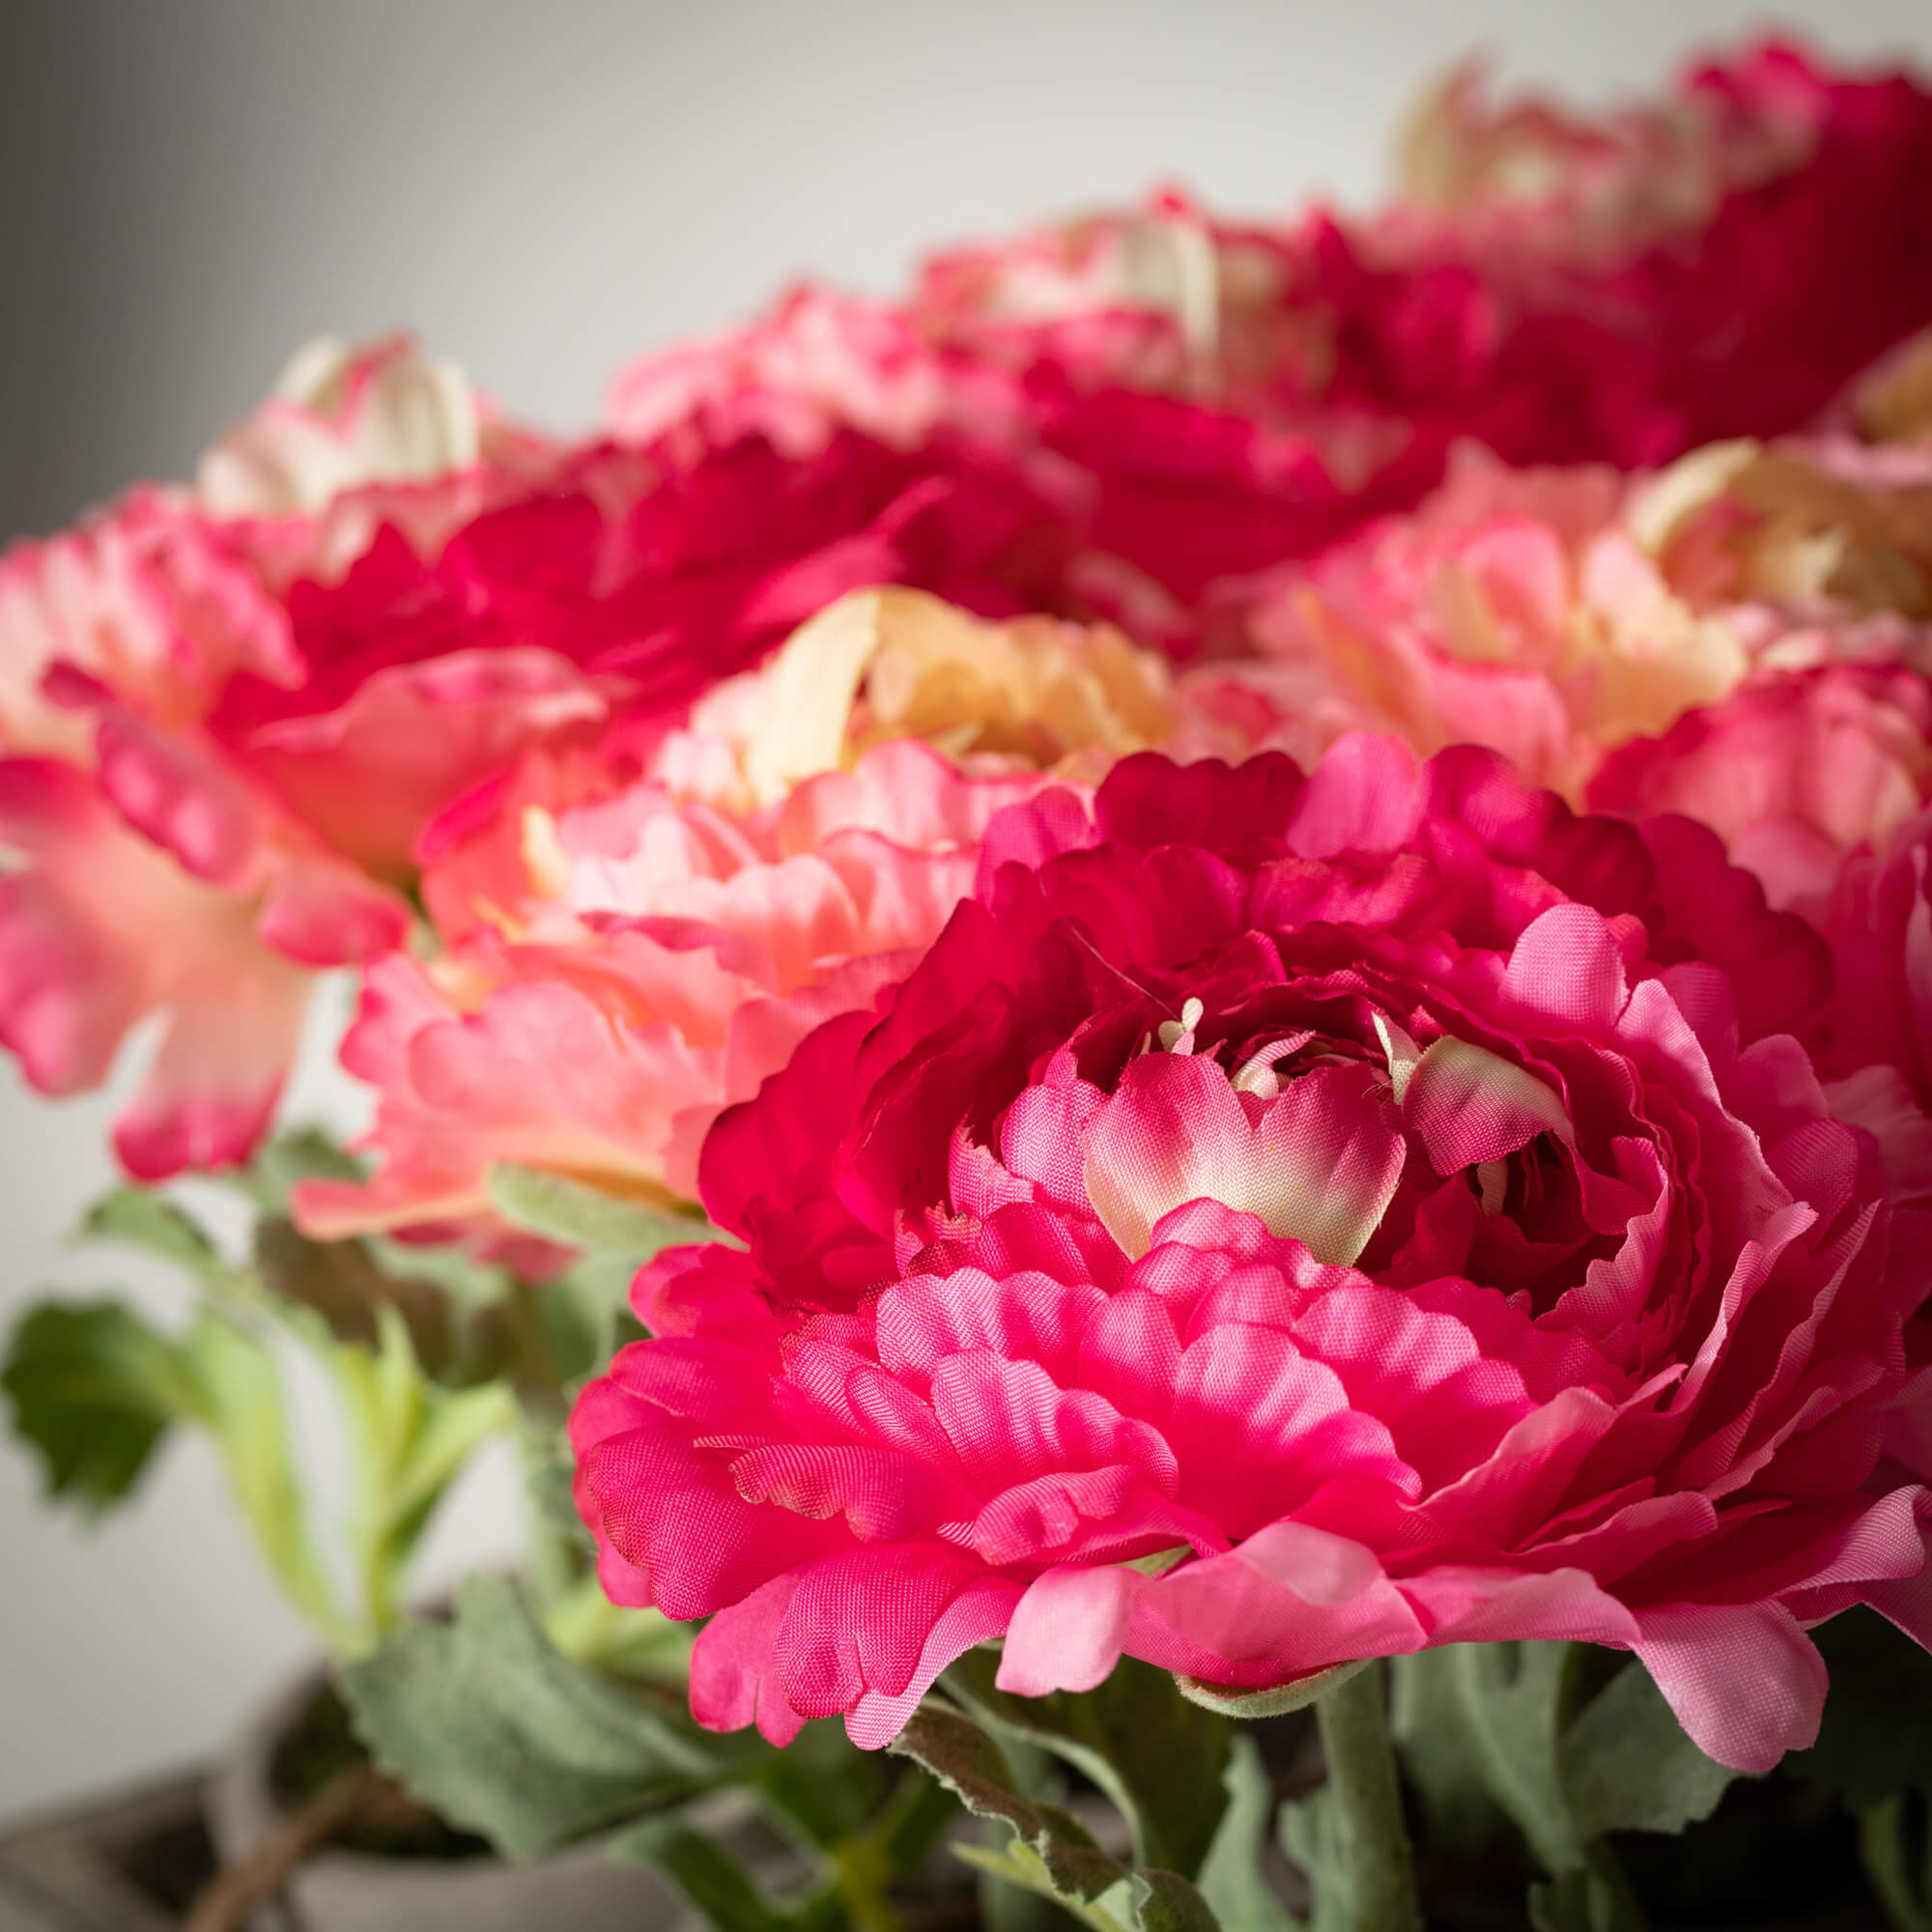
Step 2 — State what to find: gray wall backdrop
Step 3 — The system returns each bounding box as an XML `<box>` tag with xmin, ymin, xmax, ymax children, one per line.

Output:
<box><xmin>2</xmin><ymin>0</ymin><xmax>1927</xmax><ymax>1822</ymax></box>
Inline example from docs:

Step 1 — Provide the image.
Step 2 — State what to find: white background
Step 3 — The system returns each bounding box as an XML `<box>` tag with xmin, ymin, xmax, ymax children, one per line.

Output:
<box><xmin>2</xmin><ymin>0</ymin><xmax>1928</xmax><ymax>1823</ymax></box>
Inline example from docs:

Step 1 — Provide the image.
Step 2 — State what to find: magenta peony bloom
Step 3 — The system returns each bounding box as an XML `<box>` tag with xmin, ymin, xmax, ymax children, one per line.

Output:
<box><xmin>571</xmin><ymin>741</ymin><xmax>1930</xmax><ymax>1775</ymax></box>
<box><xmin>1345</xmin><ymin>40</ymin><xmax>1932</xmax><ymax>466</ymax></box>
<box><xmin>608</xmin><ymin>43</ymin><xmax>1932</xmax><ymax>660</ymax></box>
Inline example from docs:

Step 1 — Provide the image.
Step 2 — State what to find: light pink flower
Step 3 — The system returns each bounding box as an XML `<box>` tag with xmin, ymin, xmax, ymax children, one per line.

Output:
<box><xmin>1823</xmin><ymin>326</ymin><xmax>1932</xmax><ymax>450</ymax></box>
<box><xmin>0</xmin><ymin>760</ymin><xmax>320</xmax><ymax>1177</ymax></box>
<box><xmin>573</xmin><ymin>742</ymin><xmax>1928</xmax><ymax>1775</ymax></box>
<box><xmin>297</xmin><ymin>582</ymin><xmax>1293</xmax><ymax>1245</ymax></box>
<box><xmin>296</xmin><ymin>734</ymin><xmax>1052</xmax><ymax>1238</ymax></box>
<box><xmin>1587</xmin><ymin>664</ymin><xmax>1932</xmax><ymax>920</ymax></box>
<box><xmin>1242</xmin><ymin>448</ymin><xmax>1739</xmax><ymax>795</ymax></box>
<box><xmin>1238</xmin><ymin>433</ymin><xmax>1932</xmax><ymax>818</ymax></box>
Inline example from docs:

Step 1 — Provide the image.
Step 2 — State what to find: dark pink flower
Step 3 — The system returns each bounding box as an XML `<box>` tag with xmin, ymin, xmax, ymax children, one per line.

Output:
<box><xmin>609</xmin><ymin>43</ymin><xmax>1932</xmax><ymax>661</ymax></box>
<box><xmin>572</xmin><ymin>741</ymin><xmax>1928</xmax><ymax>1773</ymax></box>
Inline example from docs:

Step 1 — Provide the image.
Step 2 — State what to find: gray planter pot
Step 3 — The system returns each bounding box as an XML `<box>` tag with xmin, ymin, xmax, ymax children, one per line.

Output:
<box><xmin>204</xmin><ymin>1668</ymin><xmax>688</xmax><ymax>1932</ymax></box>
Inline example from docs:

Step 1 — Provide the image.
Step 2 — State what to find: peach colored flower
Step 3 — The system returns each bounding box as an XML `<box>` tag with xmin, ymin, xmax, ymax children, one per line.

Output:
<box><xmin>296</xmin><ymin>736</ymin><xmax>1053</xmax><ymax>1238</ymax></box>
<box><xmin>1242</xmin><ymin>447</ymin><xmax>1748</xmax><ymax>797</ymax></box>
<box><xmin>1832</xmin><ymin>327</ymin><xmax>1932</xmax><ymax>449</ymax></box>
<box><xmin>1239</xmin><ymin>436</ymin><xmax>1932</xmax><ymax>808</ymax></box>
<box><xmin>1633</xmin><ymin>434</ymin><xmax>1932</xmax><ymax>625</ymax></box>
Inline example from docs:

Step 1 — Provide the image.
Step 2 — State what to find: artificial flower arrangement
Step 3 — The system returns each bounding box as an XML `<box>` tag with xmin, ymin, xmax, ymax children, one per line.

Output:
<box><xmin>7</xmin><ymin>35</ymin><xmax>1932</xmax><ymax>1932</ymax></box>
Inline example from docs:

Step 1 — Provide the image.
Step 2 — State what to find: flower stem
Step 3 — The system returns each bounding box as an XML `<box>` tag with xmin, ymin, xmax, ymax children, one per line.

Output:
<box><xmin>1316</xmin><ymin>1662</ymin><xmax>1424</xmax><ymax>1932</ymax></box>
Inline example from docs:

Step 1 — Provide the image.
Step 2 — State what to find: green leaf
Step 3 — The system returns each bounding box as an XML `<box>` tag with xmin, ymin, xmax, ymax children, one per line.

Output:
<box><xmin>1134</xmin><ymin>1869</ymin><xmax>1229</xmax><ymax>1932</ymax></box>
<box><xmin>326</xmin><ymin>1310</ymin><xmax>518</xmax><ymax>1633</ymax></box>
<box><xmin>3</xmin><ymin>1295</ymin><xmax>356</xmax><ymax>1643</ymax></box>
<box><xmin>943</xmin><ymin>1649</ymin><xmax>1232</xmax><ymax>1878</ymax></box>
<box><xmin>535</xmin><ymin>1250</ymin><xmax>649</xmax><ymax>1385</ymax></box>
<box><xmin>1389</xmin><ymin>1650</ymin><xmax>1507</xmax><ymax>1857</ymax></box>
<box><xmin>1527</xmin><ymin>1867</ymin><xmax>1625</xmax><ymax>1932</ymax></box>
<box><xmin>1561</xmin><ymin>1659</ymin><xmax>1738</xmax><ymax>1840</ymax></box>
<box><xmin>340</xmin><ymin>1574</ymin><xmax>724</xmax><ymax>1860</ymax></box>
<box><xmin>239</xmin><ymin>1125</ymin><xmax>366</xmax><ymax>1211</ymax></box>
<box><xmin>175</xmin><ymin>1307</ymin><xmax>356</xmax><ymax>1647</ymax></box>
<box><xmin>869</xmin><ymin>1763</ymin><xmax>967</xmax><ymax>1884</ymax></box>
<box><xmin>1277</xmin><ymin>1787</ymin><xmax>1351</xmax><ymax>1932</ymax></box>
<box><xmin>1197</xmin><ymin>1735</ymin><xmax>1293</xmax><ymax>1932</ymax></box>
<box><xmin>611</xmin><ymin>1813</ymin><xmax>838</xmax><ymax>1932</ymax></box>
<box><xmin>891</xmin><ymin>1704</ymin><xmax>1118</xmax><ymax>1901</ymax></box>
<box><xmin>1447</xmin><ymin>1642</ymin><xmax>1586</xmax><ymax>1876</ymax></box>
<box><xmin>540</xmin><ymin>1574</ymin><xmax>697</xmax><ymax>1684</ymax></box>
<box><xmin>486</xmin><ymin>1163</ymin><xmax>733</xmax><ymax>1258</ymax></box>
<box><xmin>751</xmin><ymin>1718</ymin><xmax>898</xmax><ymax>1851</ymax></box>
<box><xmin>2</xmin><ymin>1299</ymin><xmax>186</xmax><ymax>1511</ymax></box>
<box><xmin>76</xmin><ymin>1186</ymin><xmax>229</xmax><ymax>1281</ymax></box>
<box><xmin>253</xmin><ymin>1216</ymin><xmax>455</xmax><ymax>1370</ymax></box>
<box><xmin>1797</xmin><ymin>1608</ymin><xmax>1932</xmax><ymax>1806</ymax></box>
<box><xmin>890</xmin><ymin>1702</ymin><xmax>1216</xmax><ymax>1932</ymax></box>
<box><xmin>363</xmin><ymin>1233</ymin><xmax>516</xmax><ymax>1315</ymax></box>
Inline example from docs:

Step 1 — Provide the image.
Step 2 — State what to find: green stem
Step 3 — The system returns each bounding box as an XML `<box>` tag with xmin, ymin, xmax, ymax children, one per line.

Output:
<box><xmin>1861</xmin><ymin>1793</ymin><xmax>1932</xmax><ymax>1932</ymax></box>
<box><xmin>828</xmin><ymin>1835</ymin><xmax>902</xmax><ymax>1932</ymax></box>
<box><xmin>1316</xmin><ymin>1663</ymin><xmax>1424</xmax><ymax>1932</ymax></box>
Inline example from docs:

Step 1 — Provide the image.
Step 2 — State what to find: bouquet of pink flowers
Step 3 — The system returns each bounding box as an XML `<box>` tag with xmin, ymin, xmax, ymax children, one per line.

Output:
<box><xmin>8</xmin><ymin>36</ymin><xmax>1932</xmax><ymax>1932</ymax></box>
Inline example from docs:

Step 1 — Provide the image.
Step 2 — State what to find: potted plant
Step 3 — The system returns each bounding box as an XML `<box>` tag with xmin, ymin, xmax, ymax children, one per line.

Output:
<box><xmin>6</xmin><ymin>33</ymin><xmax>1932</xmax><ymax>1932</ymax></box>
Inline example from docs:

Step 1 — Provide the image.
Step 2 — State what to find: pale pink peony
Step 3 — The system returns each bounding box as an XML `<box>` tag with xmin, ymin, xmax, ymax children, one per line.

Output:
<box><xmin>1239</xmin><ymin>435</ymin><xmax>1932</xmax><ymax>816</ymax></box>
<box><xmin>1242</xmin><ymin>449</ymin><xmax>1738</xmax><ymax>796</ymax></box>
<box><xmin>0</xmin><ymin>760</ymin><xmax>326</xmax><ymax>1177</ymax></box>
<box><xmin>1824</xmin><ymin>326</ymin><xmax>1932</xmax><ymax>450</ymax></box>
<box><xmin>1587</xmin><ymin>665</ymin><xmax>1932</xmax><ymax>920</ymax></box>
<box><xmin>295</xmin><ymin>582</ymin><xmax>1293</xmax><ymax>1246</ymax></box>
<box><xmin>294</xmin><ymin>733</ymin><xmax>1053</xmax><ymax>1239</ymax></box>
<box><xmin>573</xmin><ymin>741</ymin><xmax>1929</xmax><ymax>1775</ymax></box>
<box><xmin>1632</xmin><ymin>434</ymin><xmax>1932</xmax><ymax>625</ymax></box>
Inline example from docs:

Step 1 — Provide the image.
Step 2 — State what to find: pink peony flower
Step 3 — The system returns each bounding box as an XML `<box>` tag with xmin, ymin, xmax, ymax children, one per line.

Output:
<box><xmin>297</xmin><ymin>584</ymin><xmax>1234</xmax><ymax>1243</ymax></box>
<box><xmin>1236</xmin><ymin>436</ymin><xmax>1932</xmax><ymax>820</ymax></box>
<box><xmin>1632</xmin><ymin>434</ymin><xmax>1932</xmax><ymax>625</ymax></box>
<box><xmin>1586</xmin><ymin>664</ymin><xmax>1932</xmax><ymax>920</ymax></box>
<box><xmin>1240</xmin><ymin>448</ymin><xmax>1731</xmax><ymax>796</ymax></box>
<box><xmin>0</xmin><ymin>327</ymin><xmax>1092</xmax><ymax>1177</ymax></box>
<box><xmin>572</xmin><ymin>741</ymin><xmax>1929</xmax><ymax>1775</ymax></box>
<box><xmin>294</xmin><ymin>732</ymin><xmax>1054</xmax><ymax>1240</ymax></box>
<box><xmin>0</xmin><ymin>333</ymin><xmax>516</xmax><ymax>1171</ymax></box>
<box><xmin>609</xmin><ymin>44</ymin><xmax>1932</xmax><ymax>663</ymax></box>
<box><xmin>1831</xmin><ymin>327</ymin><xmax>1932</xmax><ymax>449</ymax></box>
<box><xmin>0</xmin><ymin>760</ymin><xmax>319</xmax><ymax>1177</ymax></box>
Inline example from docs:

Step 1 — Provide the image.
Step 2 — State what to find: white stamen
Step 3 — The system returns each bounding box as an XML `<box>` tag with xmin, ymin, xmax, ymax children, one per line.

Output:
<box><xmin>1156</xmin><ymin>996</ymin><xmax>1205</xmax><ymax>1053</ymax></box>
